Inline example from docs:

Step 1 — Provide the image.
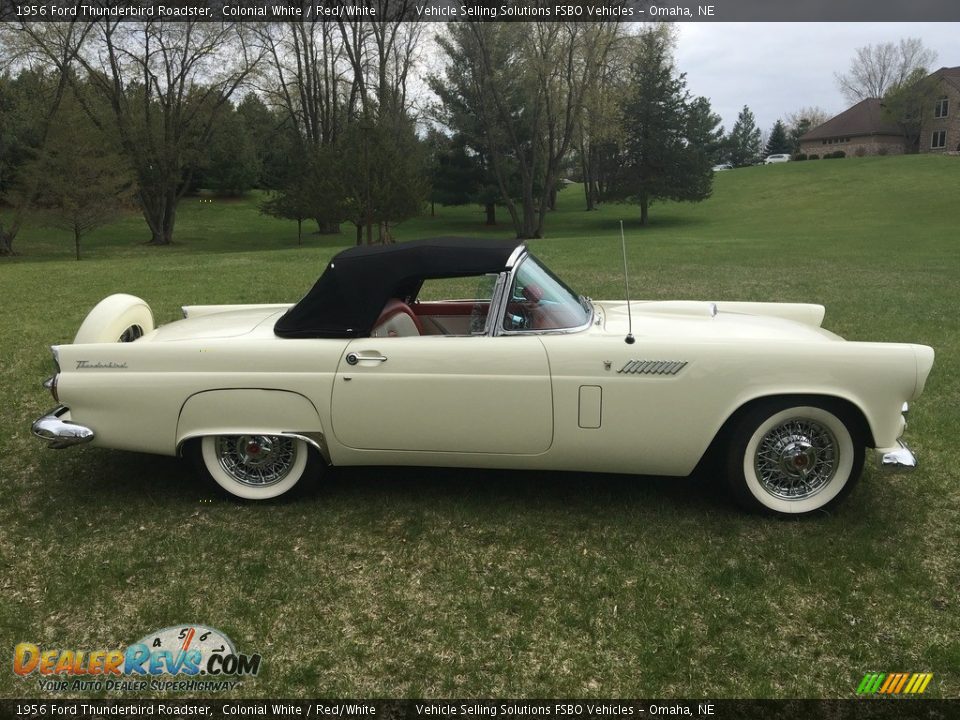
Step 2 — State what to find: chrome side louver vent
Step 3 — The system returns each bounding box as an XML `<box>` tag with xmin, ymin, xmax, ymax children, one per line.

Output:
<box><xmin>618</xmin><ymin>360</ymin><xmax>688</xmax><ymax>376</ymax></box>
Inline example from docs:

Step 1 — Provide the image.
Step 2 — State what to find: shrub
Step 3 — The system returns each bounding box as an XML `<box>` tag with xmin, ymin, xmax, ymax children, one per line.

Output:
<box><xmin>878</xmin><ymin>146</ymin><xmax>889</xmax><ymax>156</ymax></box>
<box><xmin>854</xmin><ymin>146</ymin><xmax>867</xmax><ymax>157</ymax></box>
<box><xmin>793</xmin><ymin>153</ymin><xmax>807</xmax><ymax>161</ymax></box>
<box><xmin>808</xmin><ymin>154</ymin><xmax>820</xmax><ymax>160</ymax></box>
<box><xmin>825</xmin><ymin>150</ymin><xmax>846</xmax><ymax>159</ymax></box>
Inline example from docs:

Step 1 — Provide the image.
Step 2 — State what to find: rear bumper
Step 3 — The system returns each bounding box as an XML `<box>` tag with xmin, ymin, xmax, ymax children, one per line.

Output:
<box><xmin>875</xmin><ymin>440</ymin><xmax>917</xmax><ymax>473</ymax></box>
<box><xmin>32</xmin><ymin>406</ymin><xmax>95</xmax><ymax>449</ymax></box>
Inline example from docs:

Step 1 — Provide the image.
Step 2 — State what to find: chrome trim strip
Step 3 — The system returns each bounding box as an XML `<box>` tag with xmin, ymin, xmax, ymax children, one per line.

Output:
<box><xmin>493</xmin><ymin>255</ymin><xmax>595</xmax><ymax>337</ymax></box>
<box><xmin>488</xmin><ymin>270</ymin><xmax>513</xmax><ymax>337</ymax></box>
<box><xmin>176</xmin><ymin>431</ymin><xmax>332</xmax><ymax>465</ymax></box>
<box><xmin>878</xmin><ymin>440</ymin><xmax>917</xmax><ymax>473</ymax></box>
<box><xmin>282</xmin><ymin>432</ymin><xmax>332</xmax><ymax>465</ymax></box>
<box><xmin>499</xmin><ymin>317</ymin><xmax>596</xmax><ymax>336</ymax></box>
<box><xmin>42</xmin><ymin>376</ymin><xmax>55</xmax><ymax>390</ymax></box>
<box><xmin>505</xmin><ymin>244</ymin><xmax>527</xmax><ymax>269</ymax></box>
<box><xmin>181</xmin><ymin>306</ymin><xmax>189</xmax><ymax>319</ymax></box>
<box><xmin>901</xmin><ymin>402</ymin><xmax>909</xmax><ymax>417</ymax></box>
<box><xmin>32</xmin><ymin>406</ymin><xmax>95</xmax><ymax>449</ymax></box>
<box><xmin>482</xmin><ymin>272</ymin><xmax>508</xmax><ymax>336</ymax></box>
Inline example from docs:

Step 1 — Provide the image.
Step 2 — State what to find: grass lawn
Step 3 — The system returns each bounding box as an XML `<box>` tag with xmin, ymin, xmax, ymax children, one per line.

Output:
<box><xmin>1</xmin><ymin>154</ymin><xmax>958</xmax><ymax>698</ymax></box>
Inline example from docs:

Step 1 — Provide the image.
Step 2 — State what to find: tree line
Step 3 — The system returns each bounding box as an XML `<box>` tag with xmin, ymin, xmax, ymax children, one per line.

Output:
<box><xmin>0</xmin><ymin>21</ymin><xmax>706</xmax><ymax>257</ymax></box>
<box><xmin>3</xmin><ymin>20</ymin><xmax>933</xmax><ymax>259</ymax></box>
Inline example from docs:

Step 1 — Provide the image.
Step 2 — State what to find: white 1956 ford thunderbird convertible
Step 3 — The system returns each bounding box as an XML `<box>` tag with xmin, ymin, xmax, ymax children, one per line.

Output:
<box><xmin>33</xmin><ymin>238</ymin><xmax>934</xmax><ymax>515</ymax></box>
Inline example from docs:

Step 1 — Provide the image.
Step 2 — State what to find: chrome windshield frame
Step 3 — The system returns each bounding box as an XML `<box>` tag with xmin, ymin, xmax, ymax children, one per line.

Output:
<box><xmin>491</xmin><ymin>252</ymin><xmax>595</xmax><ymax>337</ymax></box>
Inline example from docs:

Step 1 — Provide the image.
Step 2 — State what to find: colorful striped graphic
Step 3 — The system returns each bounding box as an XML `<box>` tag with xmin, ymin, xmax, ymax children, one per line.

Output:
<box><xmin>857</xmin><ymin>672</ymin><xmax>933</xmax><ymax>695</ymax></box>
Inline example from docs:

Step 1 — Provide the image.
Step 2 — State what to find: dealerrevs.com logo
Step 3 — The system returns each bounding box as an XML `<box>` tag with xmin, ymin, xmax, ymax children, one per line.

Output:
<box><xmin>13</xmin><ymin>624</ymin><xmax>261</xmax><ymax>693</ymax></box>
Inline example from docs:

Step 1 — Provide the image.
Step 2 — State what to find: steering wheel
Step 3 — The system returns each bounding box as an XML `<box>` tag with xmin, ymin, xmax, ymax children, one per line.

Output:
<box><xmin>504</xmin><ymin>302</ymin><xmax>533</xmax><ymax>330</ymax></box>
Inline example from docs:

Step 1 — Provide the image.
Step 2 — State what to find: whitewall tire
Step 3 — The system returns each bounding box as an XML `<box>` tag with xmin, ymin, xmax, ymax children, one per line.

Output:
<box><xmin>726</xmin><ymin>402</ymin><xmax>865</xmax><ymax>515</ymax></box>
<box><xmin>73</xmin><ymin>294</ymin><xmax>154</xmax><ymax>344</ymax></box>
<box><xmin>199</xmin><ymin>434</ymin><xmax>312</xmax><ymax>500</ymax></box>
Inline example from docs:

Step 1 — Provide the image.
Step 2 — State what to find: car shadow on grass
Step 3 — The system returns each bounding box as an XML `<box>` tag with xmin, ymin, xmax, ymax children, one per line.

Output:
<box><xmin>314</xmin><ymin>464</ymin><xmax>738</xmax><ymax>520</ymax></box>
<box><xmin>49</xmin><ymin>449</ymin><xmax>740</xmax><ymax>519</ymax></box>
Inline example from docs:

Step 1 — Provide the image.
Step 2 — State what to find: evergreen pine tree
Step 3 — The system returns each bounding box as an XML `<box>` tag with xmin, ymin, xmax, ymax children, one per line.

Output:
<box><xmin>606</xmin><ymin>32</ymin><xmax>715</xmax><ymax>225</ymax></box>
<box><xmin>764</xmin><ymin>119</ymin><xmax>792</xmax><ymax>156</ymax></box>
<box><xmin>727</xmin><ymin>106</ymin><xmax>762</xmax><ymax>166</ymax></box>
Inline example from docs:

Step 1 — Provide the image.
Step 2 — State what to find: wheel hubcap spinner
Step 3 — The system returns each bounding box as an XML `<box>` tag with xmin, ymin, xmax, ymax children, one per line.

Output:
<box><xmin>755</xmin><ymin>418</ymin><xmax>838</xmax><ymax>500</ymax></box>
<box><xmin>216</xmin><ymin>435</ymin><xmax>297</xmax><ymax>487</ymax></box>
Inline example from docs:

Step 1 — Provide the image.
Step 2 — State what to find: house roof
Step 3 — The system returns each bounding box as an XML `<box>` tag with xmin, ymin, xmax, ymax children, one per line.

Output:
<box><xmin>930</xmin><ymin>66</ymin><xmax>960</xmax><ymax>93</ymax></box>
<box><xmin>800</xmin><ymin>98</ymin><xmax>904</xmax><ymax>142</ymax></box>
<box><xmin>274</xmin><ymin>238</ymin><xmax>522</xmax><ymax>339</ymax></box>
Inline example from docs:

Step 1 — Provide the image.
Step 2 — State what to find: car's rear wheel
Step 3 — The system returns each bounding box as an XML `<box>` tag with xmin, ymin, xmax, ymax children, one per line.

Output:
<box><xmin>725</xmin><ymin>401</ymin><xmax>865</xmax><ymax>515</ymax></box>
<box><xmin>199</xmin><ymin>434</ymin><xmax>315</xmax><ymax>500</ymax></box>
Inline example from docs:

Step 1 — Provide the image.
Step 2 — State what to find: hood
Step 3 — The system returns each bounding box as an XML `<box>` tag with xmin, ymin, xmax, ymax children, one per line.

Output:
<box><xmin>143</xmin><ymin>308</ymin><xmax>286</xmax><ymax>342</ymax></box>
<box><xmin>598</xmin><ymin>300</ymin><xmax>841</xmax><ymax>342</ymax></box>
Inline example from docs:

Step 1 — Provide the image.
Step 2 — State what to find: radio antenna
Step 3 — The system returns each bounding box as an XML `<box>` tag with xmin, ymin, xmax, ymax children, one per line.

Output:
<box><xmin>620</xmin><ymin>221</ymin><xmax>636</xmax><ymax>345</ymax></box>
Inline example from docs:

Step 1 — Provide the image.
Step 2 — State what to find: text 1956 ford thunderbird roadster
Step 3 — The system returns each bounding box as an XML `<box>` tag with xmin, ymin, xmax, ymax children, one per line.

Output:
<box><xmin>32</xmin><ymin>238</ymin><xmax>934</xmax><ymax>515</ymax></box>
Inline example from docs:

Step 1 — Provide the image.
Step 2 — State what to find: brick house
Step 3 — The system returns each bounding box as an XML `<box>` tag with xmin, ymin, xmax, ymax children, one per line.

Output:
<box><xmin>798</xmin><ymin>98</ymin><xmax>905</xmax><ymax>157</ymax></box>
<box><xmin>799</xmin><ymin>66</ymin><xmax>960</xmax><ymax>157</ymax></box>
<box><xmin>921</xmin><ymin>66</ymin><xmax>960</xmax><ymax>153</ymax></box>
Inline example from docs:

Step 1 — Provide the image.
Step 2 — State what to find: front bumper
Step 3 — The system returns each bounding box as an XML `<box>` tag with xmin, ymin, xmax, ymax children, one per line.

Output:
<box><xmin>875</xmin><ymin>440</ymin><xmax>917</xmax><ymax>473</ymax></box>
<box><xmin>32</xmin><ymin>406</ymin><xmax>95</xmax><ymax>449</ymax></box>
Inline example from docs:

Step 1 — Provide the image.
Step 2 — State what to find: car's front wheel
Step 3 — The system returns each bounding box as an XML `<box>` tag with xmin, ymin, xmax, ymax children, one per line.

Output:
<box><xmin>725</xmin><ymin>401</ymin><xmax>865</xmax><ymax>515</ymax></box>
<box><xmin>199</xmin><ymin>434</ymin><xmax>316</xmax><ymax>500</ymax></box>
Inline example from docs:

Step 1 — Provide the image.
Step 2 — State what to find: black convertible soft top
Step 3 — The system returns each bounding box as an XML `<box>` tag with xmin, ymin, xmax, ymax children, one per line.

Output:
<box><xmin>274</xmin><ymin>237</ymin><xmax>522</xmax><ymax>339</ymax></box>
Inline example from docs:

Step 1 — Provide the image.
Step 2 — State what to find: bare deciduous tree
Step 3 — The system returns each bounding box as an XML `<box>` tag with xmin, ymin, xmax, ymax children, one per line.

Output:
<box><xmin>337</xmin><ymin>1</ymin><xmax>423</xmax><ymax>116</ymax></box>
<box><xmin>784</xmin><ymin>106</ymin><xmax>832</xmax><ymax>153</ymax></box>
<box><xmin>784</xmin><ymin>106</ymin><xmax>831</xmax><ymax>132</ymax></box>
<box><xmin>0</xmin><ymin>22</ymin><xmax>92</xmax><ymax>255</ymax></box>
<box><xmin>835</xmin><ymin>38</ymin><xmax>937</xmax><ymax>103</ymax></box>
<box><xmin>576</xmin><ymin>23</ymin><xmax>631</xmax><ymax>211</ymax></box>
<box><xmin>255</xmin><ymin>12</ymin><xmax>425</xmax><ymax>244</ymax></box>
<box><xmin>255</xmin><ymin>20</ymin><xmax>348</xmax><ymax>149</ymax></box>
<box><xmin>16</xmin><ymin>21</ymin><xmax>260</xmax><ymax>246</ymax></box>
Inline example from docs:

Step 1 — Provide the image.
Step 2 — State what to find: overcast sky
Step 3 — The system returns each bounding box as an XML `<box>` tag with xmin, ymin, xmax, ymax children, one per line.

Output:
<box><xmin>674</xmin><ymin>22</ymin><xmax>959</xmax><ymax>135</ymax></box>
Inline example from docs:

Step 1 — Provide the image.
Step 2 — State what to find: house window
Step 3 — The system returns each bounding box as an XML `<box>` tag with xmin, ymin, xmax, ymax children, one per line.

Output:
<box><xmin>934</xmin><ymin>96</ymin><xmax>949</xmax><ymax>118</ymax></box>
<box><xmin>931</xmin><ymin>130</ymin><xmax>946</xmax><ymax>149</ymax></box>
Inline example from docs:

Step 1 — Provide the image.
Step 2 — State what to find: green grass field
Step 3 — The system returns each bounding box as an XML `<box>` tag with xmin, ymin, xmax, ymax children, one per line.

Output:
<box><xmin>1</xmin><ymin>154</ymin><xmax>958</xmax><ymax>698</ymax></box>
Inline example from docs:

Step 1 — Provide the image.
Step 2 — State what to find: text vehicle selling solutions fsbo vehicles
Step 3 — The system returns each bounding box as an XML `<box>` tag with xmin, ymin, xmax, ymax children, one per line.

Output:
<box><xmin>32</xmin><ymin>238</ymin><xmax>934</xmax><ymax>515</ymax></box>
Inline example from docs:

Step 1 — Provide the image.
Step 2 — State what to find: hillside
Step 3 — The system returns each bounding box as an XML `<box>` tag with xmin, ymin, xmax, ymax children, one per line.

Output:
<box><xmin>3</xmin><ymin>153</ymin><xmax>958</xmax><ymax>263</ymax></box>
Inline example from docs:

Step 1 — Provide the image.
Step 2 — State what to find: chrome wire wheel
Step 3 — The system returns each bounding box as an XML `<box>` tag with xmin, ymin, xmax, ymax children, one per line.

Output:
<box><xmin>754</xmin><ymin>418</ymin><xmax>838</xmax><ymax>501</ymax></box>
<box><xmin>728</xmin><ymin>402</ymin><xmax>863</xmax><ymax>516</ymax></box>
<box><xmin>216</xmin><ymin>435</ymin><xmax>298</xmax><ymax>487</ymax></box>
<box><xmin>200</xmin><ymin>434</ymin><xmax>312</xmax><ymax>500</ymax></box>
<box><xmin>119</xmin><ymin>324</ymin><xmax>144</xmax><ymax>343</ymax></box>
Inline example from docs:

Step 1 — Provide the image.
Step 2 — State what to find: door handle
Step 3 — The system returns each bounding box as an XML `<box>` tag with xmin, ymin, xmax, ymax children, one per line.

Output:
<box><xmin>346</xmin><ymin>352</ymin><xmax>388</xmax><ymax>365</ymax></box>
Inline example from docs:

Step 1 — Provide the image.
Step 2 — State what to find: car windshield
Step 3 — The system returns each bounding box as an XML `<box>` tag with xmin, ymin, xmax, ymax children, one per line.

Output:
<box><xmin>503</xmin><ymin>255</ymin><xmax>592</xmax><ymax>332</ymax></box>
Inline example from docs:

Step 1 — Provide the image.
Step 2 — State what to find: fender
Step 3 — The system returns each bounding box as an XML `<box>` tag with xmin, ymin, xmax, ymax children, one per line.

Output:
<box><xmin>176</xmin><ymin>389</ymin><xmax>329</xmax><ymax>462</ymax></box>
